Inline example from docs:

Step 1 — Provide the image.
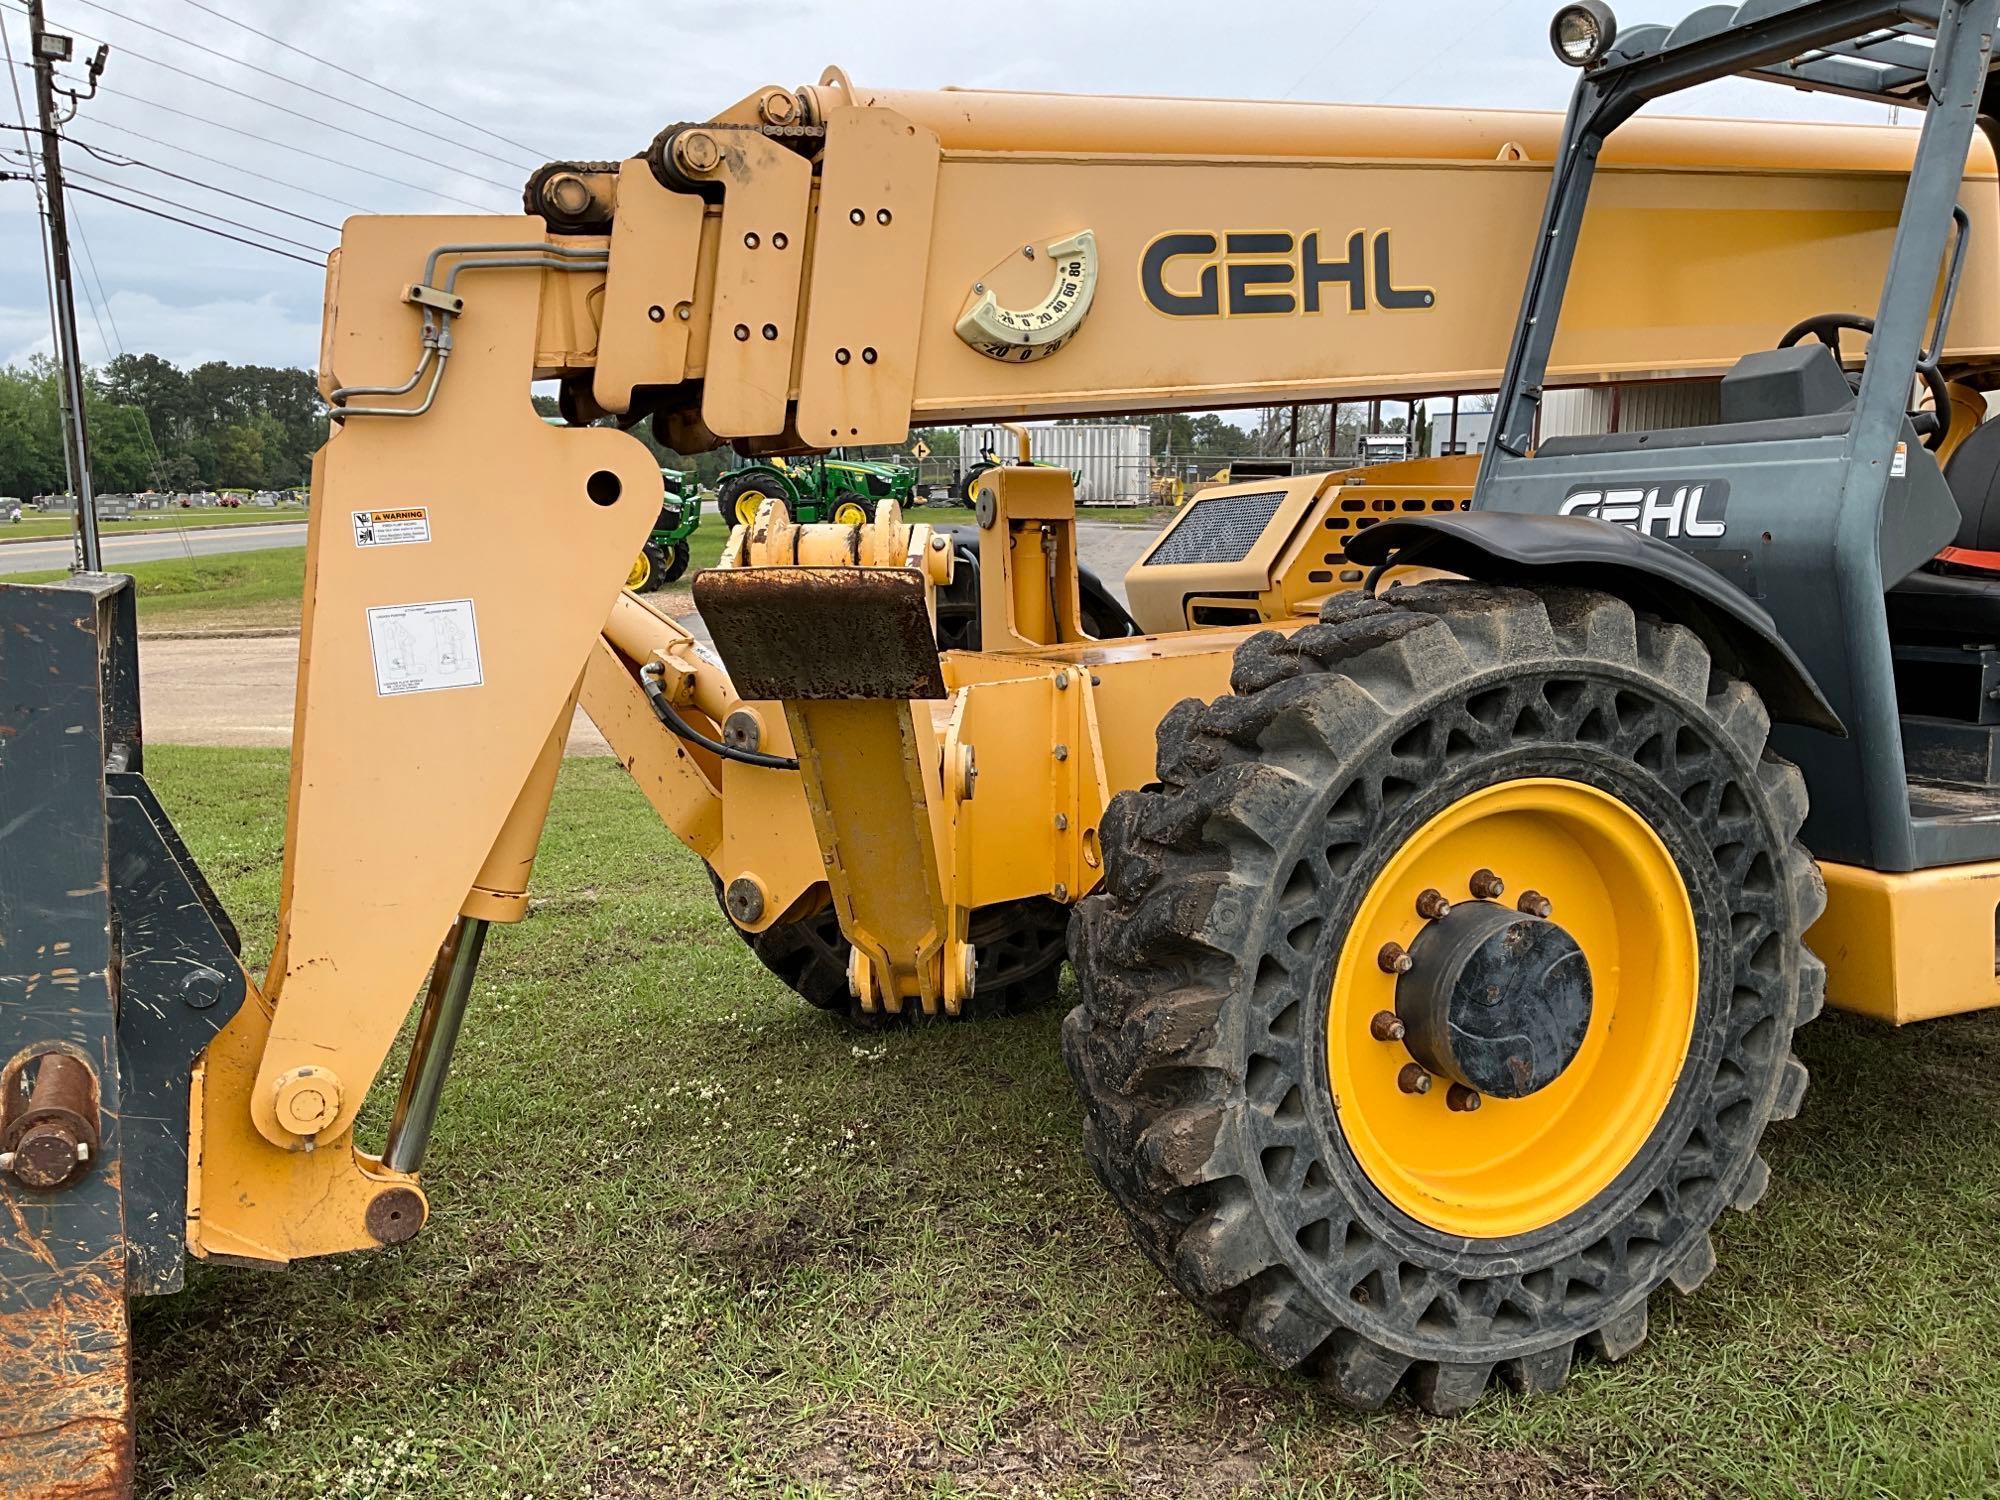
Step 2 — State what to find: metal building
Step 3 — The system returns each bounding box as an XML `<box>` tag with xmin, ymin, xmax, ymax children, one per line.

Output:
<box><xmin>956</xmin><ymin>422</ymin><xmax>1153</xmax><ymax>505</ymax></box>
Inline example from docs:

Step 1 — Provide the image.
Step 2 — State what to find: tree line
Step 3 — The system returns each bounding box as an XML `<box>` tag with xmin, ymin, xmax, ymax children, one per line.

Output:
<box><xmin>0</xmin><ymin>355</ymin><xmax>1469</xmax><ymax>505</ymax></box>
<box><xmin>0</xmin><ymin>354</ymin><xmax>326</xmax><ymax>499</ymax></box>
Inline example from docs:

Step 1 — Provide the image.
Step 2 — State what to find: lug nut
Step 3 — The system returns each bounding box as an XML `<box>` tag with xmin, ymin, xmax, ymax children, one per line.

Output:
<box><xmin>1516</xmin><ymin>889</ymin><xmax>1553</xmax><ymax>919</ymax></box>
<box><xmin>1469</xmin><ymin>868</ymin><xmax>1505</xmax><ymax>900</ymax></box>
<box><xmin>1415</xmin><ymin>888</ymin><xmax>1452</xmax><ymax>920</ymax></box>
<box><xmin>1397</xmin><ymin>1064</ymin><xmax>1433</xmax><ymax>1096</ymax></box>
<box><xmin>1369</xmin><ymin>1009</ymin><xmax>1406</xmax><ymax>1043</ymax></box>
<box><xmin>1377</xmin><ymin>942</ymin><xmax>1413</xmax><ymax>975</ymax></box>
<box><xmin>1447</xmin><ymin>1084</ymin><xmax>1483</xmax><ymax>1113</ymax></box>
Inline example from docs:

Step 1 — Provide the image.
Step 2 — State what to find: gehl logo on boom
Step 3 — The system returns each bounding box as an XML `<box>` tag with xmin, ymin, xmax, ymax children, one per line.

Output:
<box><xmin>1560</xmin><ymin>480</ymin><xmax>1731</xmax><ymax>539</ymax></box>
<box><xmin>1141</xmin><ymin>230</ymin><xmax>1435</xmax><ymax>317</ymax></box>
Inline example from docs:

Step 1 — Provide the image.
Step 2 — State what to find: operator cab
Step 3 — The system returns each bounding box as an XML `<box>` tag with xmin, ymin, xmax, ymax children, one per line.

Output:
<box><xmin>1428</xmin><ymin>0</ymin><xmax>2000</xmax><ymax>873</ymax></box>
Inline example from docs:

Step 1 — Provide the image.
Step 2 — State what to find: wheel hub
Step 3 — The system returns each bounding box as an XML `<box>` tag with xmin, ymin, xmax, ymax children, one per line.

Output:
<box><xmin>1325</xmin><ymin>778</ymin><xmax>1698</xmax><ymax>1238</ymax></box>
<box><xmin>1397</xmin><ymin>901</ymin><xmax>1593</xmax><ymax>1099</ymax></box>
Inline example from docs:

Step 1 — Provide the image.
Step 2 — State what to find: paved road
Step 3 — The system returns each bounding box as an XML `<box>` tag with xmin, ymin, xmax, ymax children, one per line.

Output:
<box><xmin>139</xmin><ymin>634</ymin><xmax>619</xmax><ymax>755</ymax></box>
<box><xmin>0</xmin><ymin>522</ymin><xmax>309</xmax><ymax>576</ymax></box>
<box><xmin>139</xmin><ymin>520</ymin><xmax>1165</xmax><ymax>753</ymax></box>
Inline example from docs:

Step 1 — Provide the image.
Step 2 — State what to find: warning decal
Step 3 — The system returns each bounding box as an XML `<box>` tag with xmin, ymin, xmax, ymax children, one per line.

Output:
<box><xmin>367</xmin><ymin>598</ymin><xmax>483</xmax><ymax>697</ymax></box>
<box><xmin>352</xmin><ymin>507</ymin><xmax>431</xmax><ymax>547</ymax></box>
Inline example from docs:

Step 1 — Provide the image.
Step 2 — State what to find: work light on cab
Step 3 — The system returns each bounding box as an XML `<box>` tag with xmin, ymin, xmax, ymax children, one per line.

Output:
<box><xmin>1551</xmin><ymin>1</ymin><xmax>1617</xmax><ymax>65</ymax></box>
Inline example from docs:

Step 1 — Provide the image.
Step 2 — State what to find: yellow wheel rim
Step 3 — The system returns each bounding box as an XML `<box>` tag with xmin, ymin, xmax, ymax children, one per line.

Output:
<box><xmin>734</xmin><ymin>491</ymin><xmax>768</xmax><ymax>526</ymax></box>
<box><xmin>833</xmin><ymin>500</ymin><xmax>869</xmax><ymax>526</ymax></box>
<box><xmin>1326</xmin><ymin>778</ymin><xmax>1697</xmax><ymax>1239</ymax></box>
<box><xmin>625</xmin><ymin>554</ymin><xmax>651</xmax><ymax>589</ymax></box>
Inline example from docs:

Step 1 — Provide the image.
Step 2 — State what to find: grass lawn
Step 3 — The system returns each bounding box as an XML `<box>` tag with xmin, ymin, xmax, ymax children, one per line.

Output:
<box><xmin>14</xmin><ymin>546</ymin><xmax>309</xmax><ymax>634</ymax></box>
<box><xmin>134</xmin><ymin>746</ymin><xmax>2000</xmax><ymax>1498</ymax></box>
<box><xmin>10</xmin><ymin>524</ymin><xmax>730</xmax><ymax>637</ymax></box>
<box><xmin>0</xmin><ymin>507</ymin><xmax>310</xmax><ymax>543</ymax></box>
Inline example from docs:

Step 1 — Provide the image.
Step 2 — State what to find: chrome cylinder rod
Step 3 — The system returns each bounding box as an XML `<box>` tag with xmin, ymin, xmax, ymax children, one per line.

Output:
<box><xmin>381</xmin><ymin>916</ymin><xmax>490</xmax><ymax>1175</ymax></box>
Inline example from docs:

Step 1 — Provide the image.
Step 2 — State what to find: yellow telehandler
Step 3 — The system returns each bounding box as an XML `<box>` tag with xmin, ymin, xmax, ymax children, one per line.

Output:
<box><xmin>10</xmin><ymin>1</ymin><xmax>2000</xmax><ymax>1487</ymax></box>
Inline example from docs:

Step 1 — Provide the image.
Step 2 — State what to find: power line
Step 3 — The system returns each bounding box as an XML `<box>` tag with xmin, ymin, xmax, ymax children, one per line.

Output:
<box><xmin>1</xmin><ymin>8</ymin><xmax>67</xmax><ymax>425</ymax></box>
<box><xmin>66</xmin><ymin>197</ymin><xmax>117</xmax><ymax>360</ymax></box>
<box><xmin>69</xmin><ymin>199</ymin><xmax>199</xmax><ymax>556</ymax></box>
<box><xmin>165</xmin><ymin>0</ymin><xmax>552</xmax><ymax>162</ymax></box>
<box><xmin>22</xmin><ymin>0</ymin><xmax>536</xmax><ymax>171</ymax></box>
<box><xmin>1367</xmin><ymin>0</ymin><xmax>1535</xmax><ymax>105</ymax></box>
<box><xmin>63</xmin><ymin>180</ymin><xmax>326</xmax><ymax>266</ymax></box>
<box><xmin>15</xmin><ymin>138</ymin><xmax>334</xmax><ymax>252</ymax></box>
<box><xmin>47</xmin><ymin>156</ymin><xmax>326</xmax><ymax>253</ymax></box>
<box><xmin>0</xmin><ymin>2</ymin><xmax>520</xmax><ymax>194</ymax></box>
<box><xmin>95</xmin><ymin>80</ymin><xmax>503</xmax><ymax>210</ymax></box>
<box><xmin>1280</xmin><ymin>2</ymin><xmax>1391</xmax><ymax>99</ymax></box>
<box><xmin>63</xmin><ymin>133</ymin><xmax>340</xmax><ymax>231</ymax></box>
<box><xmin>71</xmin><ymin>117</ymin><xmax>373</xmax><ymax>212</ymax></box>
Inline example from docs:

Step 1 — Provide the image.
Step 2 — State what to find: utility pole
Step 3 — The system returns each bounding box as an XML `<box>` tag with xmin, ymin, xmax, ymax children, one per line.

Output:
<box><xmin>27</xmin><ymin>2</ymin><xmax>106</xmax><ymax>572</ymax></box>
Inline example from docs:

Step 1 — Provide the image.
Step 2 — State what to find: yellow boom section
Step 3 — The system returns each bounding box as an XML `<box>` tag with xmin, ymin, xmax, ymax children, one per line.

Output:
<box><xmin>569</xmin><ymin>76</ymin><xmax>2000</xmax><ymax>440</ymax></box>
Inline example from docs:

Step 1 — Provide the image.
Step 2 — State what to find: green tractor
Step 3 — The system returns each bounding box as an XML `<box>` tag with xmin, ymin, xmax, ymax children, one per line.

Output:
<box><xmin>626</xmin><ymin>469</ymin><xmax>702</xmax><ymax>594</ymax></box>
<box><xmin>956</xmin><ymin>444</ymin><xmax>1083</xmax><ymax>503</ymax></box>
<box><xmin>715</xmin><ymin>450</ymin><xmax>921</xmax><ymax>528</ymax></box>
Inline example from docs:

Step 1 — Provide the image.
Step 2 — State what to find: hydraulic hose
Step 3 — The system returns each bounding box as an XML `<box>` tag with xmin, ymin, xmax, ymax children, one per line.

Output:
<box><xmin>640</xmin><ymin>661</ymin><xmax>800</xmax><ymax>771</ymax></box>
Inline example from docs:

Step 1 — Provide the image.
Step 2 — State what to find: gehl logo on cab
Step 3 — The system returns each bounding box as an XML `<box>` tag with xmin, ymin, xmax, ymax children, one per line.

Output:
<box><xmin>1560</xmin><ymin>480</ymin><xmax>1731</xmax><ymax>539</ymax></box>
<box><xmin>1141</xmin><ymin>230</ymin><xmax>1434</xmax><ymax>317</ymax></box>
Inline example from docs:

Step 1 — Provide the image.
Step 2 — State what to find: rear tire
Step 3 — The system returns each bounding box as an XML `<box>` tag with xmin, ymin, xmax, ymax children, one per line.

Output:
<box><xmin>720</xmin><ymin>472</ymin><xmax>783</xmax><ymax>529</ymax></box>
<box><xmin>627</xmin><ymin>543</ymin><xmax>668</xmax><ymax>593</ymax></box>
<box><xmin>1065</xmin><ymin>582</ymin><xmax>1823</xmax><ymax>1414</ymax></box>
<box><xmin>717</xmin><ymin>883</ymin><xmax>1070</xmax><ymax>1025</ymax></box>
<box><xmin>958</xmin><ymin>461</ymin><xmax>997</xmax><ymax>504</ymax></box>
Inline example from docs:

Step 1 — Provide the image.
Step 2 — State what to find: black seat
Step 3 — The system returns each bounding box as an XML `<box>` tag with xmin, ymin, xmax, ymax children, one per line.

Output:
<box><xmin>1944</xmin><ymin>413</ymin><xmax>2000</xmax><ymax>554</ymax></box>
<box><xmin>1885</xmin><ymin>419</ymin><xmax>2000</xmax><ymax>641</ymax></box>
<box><xmin>1886</xmin><ymin>567</ymin><xmax>2000</xmax><ymax>639</ymax></box>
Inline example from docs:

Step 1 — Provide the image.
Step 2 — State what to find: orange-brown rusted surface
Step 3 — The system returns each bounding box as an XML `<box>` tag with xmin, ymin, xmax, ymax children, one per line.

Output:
<box><xmin>0</xmin><ymin>1225</ymin><xmax>134</xmax><ymax>1499</ymax></box>
<box><xmin>695</xmin><ymin>566</ymin><xmax>948</xmax><ymax>702</ymax></box>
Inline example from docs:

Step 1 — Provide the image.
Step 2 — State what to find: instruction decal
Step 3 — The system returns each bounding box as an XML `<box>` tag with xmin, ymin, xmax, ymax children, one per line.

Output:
<box><xmin>352</xmin><ymin>506</ymin><xmax>431</xmax><ymax>547</ymax></box>
<box><xmin>1891</xmin><ymin>442</ymin><xmax>1909</xmax><ymax>479</ymax></box>
<box><xmin>367</xmin><ymin>598</ymin><xmax>483</xmax><ymax>696</ymax></box>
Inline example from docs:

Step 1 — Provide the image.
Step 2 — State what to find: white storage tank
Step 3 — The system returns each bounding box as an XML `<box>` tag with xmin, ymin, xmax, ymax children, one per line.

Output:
<box><xmin>956</xmin><ymin>422</ymin><xmax>1152</xmax><ymax>505</ymax></box>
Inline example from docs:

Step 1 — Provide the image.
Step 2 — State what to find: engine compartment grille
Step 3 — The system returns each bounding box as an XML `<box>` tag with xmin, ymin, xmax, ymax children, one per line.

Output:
<box><xmin>1143</xmin><ymin>490</ymin><xmax>1286</xmax><ymax>568</ymax></box>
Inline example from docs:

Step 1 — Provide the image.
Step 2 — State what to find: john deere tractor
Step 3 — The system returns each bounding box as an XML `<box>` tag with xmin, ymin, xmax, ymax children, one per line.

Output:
<box><xmin>626</xmin><ymin>468</ymin><xmax>700</xmax><ymax>593</ymax></box>
<box><xmin>716</xmin><ymin>450</ymin><xmax>920</xmax><ymax>527</ymax></box>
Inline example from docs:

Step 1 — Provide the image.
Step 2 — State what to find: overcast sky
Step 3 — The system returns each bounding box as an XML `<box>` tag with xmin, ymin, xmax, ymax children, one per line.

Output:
<box><xmin>0</xmin><ymin>0</ymin><xmax>1901</xmax><ymax>374</ymax></box>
